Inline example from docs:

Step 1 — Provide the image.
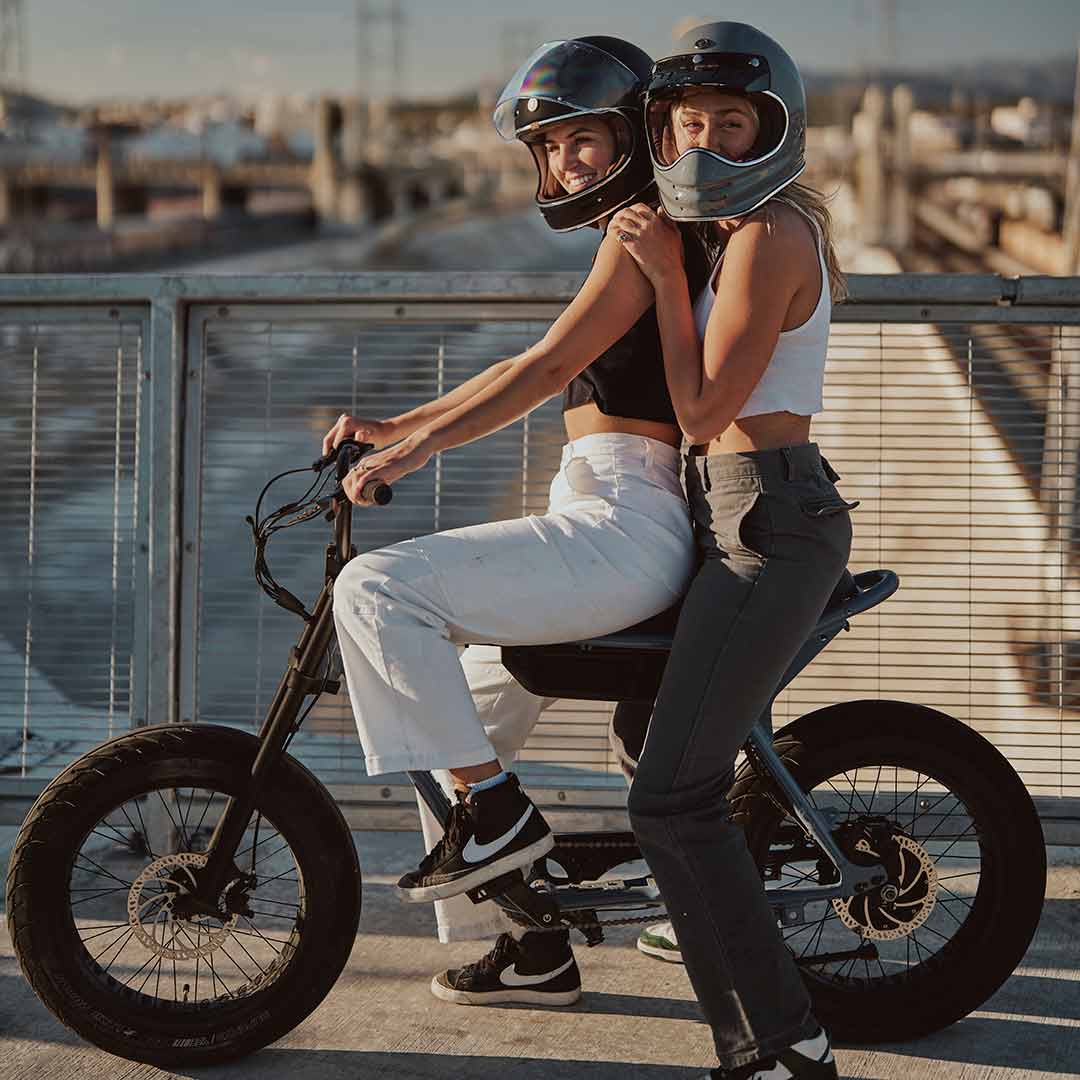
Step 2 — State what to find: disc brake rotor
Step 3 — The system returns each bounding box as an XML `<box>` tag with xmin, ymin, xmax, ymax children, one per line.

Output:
<box><xmin>832</xmin><ymin>831</ymin><xmax>938</xmax><ymax>941</ymax></box>
<box><xmin>127</xmin><ymin>852</ymin><xmax>238</xmax><ymax>961</ymax></box>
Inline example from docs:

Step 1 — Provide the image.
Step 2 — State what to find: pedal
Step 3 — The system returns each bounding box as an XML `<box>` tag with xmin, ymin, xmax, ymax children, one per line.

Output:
<box><xmin>480</xmin><ymin>877</ymin><xmax>563</xmax><ymax>932</ymax></box>
<box><xmin>466</xmin><ymin>870</ymin><xmax>525</xmax><ymax>904</ymax></box>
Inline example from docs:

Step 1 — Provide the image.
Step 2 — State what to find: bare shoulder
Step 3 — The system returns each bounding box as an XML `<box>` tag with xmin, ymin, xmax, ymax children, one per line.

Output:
<box><xmin>730</xmin><ymin>203</ymin><xmax>812</xmax><ymax>253</ymax></box>
<box><xmin>725</xmin><ymin>203</ymin><xmax>816</xmax><ymax>279</ymax></box>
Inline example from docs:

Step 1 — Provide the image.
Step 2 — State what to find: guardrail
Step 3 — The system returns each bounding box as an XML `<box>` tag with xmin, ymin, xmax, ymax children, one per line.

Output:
<box><xmin>2</xmin><ymin>272</ymin><xmax>1079</xmax><ymax>838</ymax></box>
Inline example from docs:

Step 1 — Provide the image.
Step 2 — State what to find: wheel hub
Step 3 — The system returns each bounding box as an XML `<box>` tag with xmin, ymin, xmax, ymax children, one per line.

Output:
<box><xmin>831</xmin><ymin>823</ymin><xmax>938</xmax><ymax>941</ymax></box>
<box><xmin>127</xmin><ymin>852</ymin><xmax>239</xmax><ymax>961</ymax></box>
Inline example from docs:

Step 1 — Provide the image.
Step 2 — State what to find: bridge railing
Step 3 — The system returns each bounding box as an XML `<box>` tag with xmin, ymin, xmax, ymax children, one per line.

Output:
<box><xmin>1</xmin><ymin>272</ymin><xmax>1079</xmax><ymax>838</ymax></box>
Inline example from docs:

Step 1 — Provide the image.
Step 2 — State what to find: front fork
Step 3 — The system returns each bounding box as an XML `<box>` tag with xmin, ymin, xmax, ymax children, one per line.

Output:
<box><xmin>193</xmin><ymin>467</ymin><xmax>357</xmax><ymax>910</ymax></box>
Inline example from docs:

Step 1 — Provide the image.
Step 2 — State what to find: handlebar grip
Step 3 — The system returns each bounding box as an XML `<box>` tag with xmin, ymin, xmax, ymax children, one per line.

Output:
<box><xmin>361</xmin><ymin>480</ymin><xmax>393</xmax><ymax>506</ymax></box>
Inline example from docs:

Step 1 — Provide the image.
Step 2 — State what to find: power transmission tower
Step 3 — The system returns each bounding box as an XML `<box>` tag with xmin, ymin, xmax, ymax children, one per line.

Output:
<box><xmin>0</xmin><ymin>0</ymin><xmax>26</xmax><ymax>87</ymax></box>
<box><xmin>356</xmin><ymin>0</ymin><xmax>405</xmax><ymax>103</ymax></box>
<box><xmin>880</xmin><ymin>0</ymin><xmax>897</xmax><ymax>75</ymax></box>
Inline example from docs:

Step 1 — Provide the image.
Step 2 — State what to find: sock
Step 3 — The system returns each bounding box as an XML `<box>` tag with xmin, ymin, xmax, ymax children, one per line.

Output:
<box><xmin>467</xmin><ymin>770</ymin><xmax>509</xmax><ymax>795</ymax></box>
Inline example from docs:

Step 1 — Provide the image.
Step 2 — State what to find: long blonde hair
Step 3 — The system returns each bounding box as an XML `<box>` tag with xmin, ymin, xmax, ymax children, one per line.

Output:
<box><xmin>690</xmin><ymin>180</ymin><xmax>848</xmax><ymax>303</ymax></box>
<box><xmin>770</xmin><ymin>182</ymin><xmax>848</xmax><ymax>302</ymax></box>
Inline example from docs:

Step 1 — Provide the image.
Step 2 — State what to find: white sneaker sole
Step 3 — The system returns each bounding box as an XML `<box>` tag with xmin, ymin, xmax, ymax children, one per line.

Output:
<box><xmin>400</xmin><ymin>832</ymin><xmax>555</xmax><ymax>903</ymax></box>
<box><xmin>637</xmin><ymin>939</ymin><xmax>683</xmax><ymax>964</ymax></box>
<box><xmin>430</xmin><ymin>974</ymin><xmax>581</xmax><ymax>1007</ymax></box>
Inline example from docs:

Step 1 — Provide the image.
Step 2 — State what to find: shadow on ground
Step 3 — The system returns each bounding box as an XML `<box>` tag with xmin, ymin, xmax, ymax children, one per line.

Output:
<box><xmin>180</xmin><ymin>1050</ymin><xmax>706</xmax><ymax>1079</ymax></box>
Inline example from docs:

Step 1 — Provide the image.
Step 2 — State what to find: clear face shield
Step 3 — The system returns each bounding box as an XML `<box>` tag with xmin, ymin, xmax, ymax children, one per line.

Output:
<box><xmin>493</xmin><ymin>40</ymin><xmax>641</xmax><ymax>142</ymax></box>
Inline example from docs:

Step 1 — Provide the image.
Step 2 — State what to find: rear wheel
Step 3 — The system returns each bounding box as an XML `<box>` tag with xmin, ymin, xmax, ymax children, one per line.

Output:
<box><xmin>6</xmin><ymin>723</ymin><xmax>361</xmax><ymax>1066</ymax></box>
<box><xmin>732</xmin><ymin>702</ymin><xmax>1046</xmax><ymax>1042</ymax></box>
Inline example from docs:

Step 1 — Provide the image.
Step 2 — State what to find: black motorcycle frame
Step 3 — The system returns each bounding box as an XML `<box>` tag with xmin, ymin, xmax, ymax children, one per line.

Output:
<box><xmin>192</xmin><ymin>440</ymin><xmax>897</xmax><ymax>937</ymax></box>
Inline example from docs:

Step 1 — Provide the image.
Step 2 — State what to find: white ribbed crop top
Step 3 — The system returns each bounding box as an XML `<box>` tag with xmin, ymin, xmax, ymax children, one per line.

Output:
<box><xmin>691</xmin><ymin>211</ymin><xmax>830</xmax><ymax>419</ymax></box>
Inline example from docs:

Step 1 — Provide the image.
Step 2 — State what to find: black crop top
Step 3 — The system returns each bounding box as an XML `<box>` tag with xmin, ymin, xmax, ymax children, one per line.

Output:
<box><xmin>562</xmin><ymin>230</ymin><xmax>707</xmax><ymax>424</ymax></box>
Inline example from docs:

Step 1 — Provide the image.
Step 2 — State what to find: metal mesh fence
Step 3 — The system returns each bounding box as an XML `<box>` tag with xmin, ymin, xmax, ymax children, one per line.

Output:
<box><xmin>1</xmin><ymin>278</ymin><xmax>1078</xmax><ymax>822</ymax></box>
<box><xmin>0</xmin><ymin>310</ymin><xmax>145</xmax><ymax>780</ymax></box>
<box><xmin>185</xmin><ymin>306</ymin><xmax>1080</xmax><ymax>799</ymax></box>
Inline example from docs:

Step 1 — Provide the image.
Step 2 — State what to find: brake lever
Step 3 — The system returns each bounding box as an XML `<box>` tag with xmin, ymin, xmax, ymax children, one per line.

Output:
<box><xmin>311</xmin><ymin>438</ymin><xmax>375</xmax><ymax>473</ymax></box>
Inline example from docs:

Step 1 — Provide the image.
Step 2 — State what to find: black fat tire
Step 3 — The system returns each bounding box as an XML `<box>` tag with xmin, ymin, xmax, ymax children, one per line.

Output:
<box><xmin>730</xmin><ymin>700</ymin><xmax>1047</xmax><ymax>1043</ymax></box>
<box><xmin>5</xmin><ymin>723</ymin><xmax>361</xmax><ymax>1067</ymax></box>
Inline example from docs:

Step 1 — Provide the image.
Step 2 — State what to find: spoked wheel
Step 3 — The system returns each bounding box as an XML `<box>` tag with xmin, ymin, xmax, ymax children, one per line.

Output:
<box><xmin>731</xmin><ymin>702</ymin><xmax>1047</xmax><ymax>1043</ymax></box>
<box><xmin>6</xmin><ymin>724</ymin><xmax>361</xmax><ymax>1066</ymax></box>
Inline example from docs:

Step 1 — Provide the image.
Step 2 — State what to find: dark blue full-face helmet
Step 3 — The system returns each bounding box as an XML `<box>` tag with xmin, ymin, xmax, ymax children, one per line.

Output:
<box><xmin>645</xmin><ymin>22</ymin><xmax>807</xmax><ymax>220</ymax></box>
<box><xmin>494</xmin><ymin>36</ymin><xmax>656</xmax><ymax>231</ymax></box>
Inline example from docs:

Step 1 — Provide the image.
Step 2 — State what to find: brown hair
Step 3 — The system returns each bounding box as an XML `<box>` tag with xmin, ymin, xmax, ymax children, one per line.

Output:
<box><xmin>770</xmin><ymin>182</ymin><xmax>848</xmax><ymax>302</ymax></box>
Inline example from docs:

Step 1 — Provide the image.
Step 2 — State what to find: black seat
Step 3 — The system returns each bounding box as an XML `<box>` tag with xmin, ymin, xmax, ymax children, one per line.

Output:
<box><xmin>500</xmin><ymin>569</ymin><xmax>897</xmax><ymax>704</ymax></box>
<box><xmin>576</xmin><ymin>567</ymin><xmax>867</xmax><ymax>652</ymax></box>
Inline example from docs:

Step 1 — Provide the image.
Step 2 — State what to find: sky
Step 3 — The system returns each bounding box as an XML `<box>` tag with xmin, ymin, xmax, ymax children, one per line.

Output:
<box><xmin>16</xmin><ymin>0</ymin><xmax>1080</xmax><ymax>105</ymax></box>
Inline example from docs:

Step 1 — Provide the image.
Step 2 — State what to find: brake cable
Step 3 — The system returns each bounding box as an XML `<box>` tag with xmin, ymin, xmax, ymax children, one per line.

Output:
<box><xmin>245</xmin><ymin>457</ymin><xmax>342</xmax><ymax>622</ymax></box>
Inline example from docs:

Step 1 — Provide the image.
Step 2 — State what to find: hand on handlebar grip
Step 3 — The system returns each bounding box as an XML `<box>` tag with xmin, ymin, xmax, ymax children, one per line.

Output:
<box><xmin>360</xmin><ymin>480</ymin><xmax>393</xmax><ymax>506</ymax></box>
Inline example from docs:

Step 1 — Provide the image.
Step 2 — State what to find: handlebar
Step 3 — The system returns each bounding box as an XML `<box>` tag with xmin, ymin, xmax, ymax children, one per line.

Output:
<box><xmin>360</xmin><ymin>480</ymin><xmax>393</xmax><ymax>506</ymax></box>
<box><xmin>313</xmin><ymin>437</ymin><xmax>394</xmax><ymax>508</ymax></box>
<box><xmin>249</xmin><ymin>436</ymin><xmax>395</xmax><ymax>621</ymax></box>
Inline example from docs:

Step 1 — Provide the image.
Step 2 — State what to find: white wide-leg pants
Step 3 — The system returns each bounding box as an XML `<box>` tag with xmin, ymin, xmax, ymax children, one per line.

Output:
<box><xmin>418</xmin><ymin>645</ymin><xmax>553</xmax><ymax>941</ymax></box>
<box><xmin>332</xmin><ymin>433</ymin><xmax>694</xmax><ymax>941</ymax></box>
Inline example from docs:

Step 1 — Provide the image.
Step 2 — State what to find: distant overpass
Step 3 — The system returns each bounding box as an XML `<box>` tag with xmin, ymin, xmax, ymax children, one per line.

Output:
<box><xmin>0</xmin><ymin>98</ymin><xmax>515</xmax><ymax>231</ymax></box>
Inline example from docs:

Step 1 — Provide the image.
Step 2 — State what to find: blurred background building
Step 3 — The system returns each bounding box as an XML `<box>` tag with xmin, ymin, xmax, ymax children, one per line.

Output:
<box><xmin>0</xmin><ymin>0</ymin><xmax>1075</xmax><ymax>277</ymax></box>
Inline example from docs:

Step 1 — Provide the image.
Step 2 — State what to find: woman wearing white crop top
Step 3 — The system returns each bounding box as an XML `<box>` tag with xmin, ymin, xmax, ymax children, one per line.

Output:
<box><xmin>612</xmin><ymin>122</ymin><xmax>838</xmax><ymax>456</ymax></box>
<box><xmin>603</xmin><ymin>22</ymin><xmax>858</xmax><ymax>1080</ymax></box>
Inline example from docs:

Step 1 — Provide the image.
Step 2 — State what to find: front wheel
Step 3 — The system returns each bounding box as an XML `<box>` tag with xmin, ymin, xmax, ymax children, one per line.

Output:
<box><xmin>731</xmin><ymin>701</ymin><xmax>1047</xmax><ymax>1043</ymax></box>
<box><xmin>5</xmin><ymin>723</ymin><xmax>361</xmax><ymax>1066</ymax></box>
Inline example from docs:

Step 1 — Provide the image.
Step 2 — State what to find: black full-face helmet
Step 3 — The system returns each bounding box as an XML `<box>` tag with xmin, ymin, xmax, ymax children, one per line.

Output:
<box><xmin>645</xmin><ymin>22</ymin><xmax>806</xmax><ymax>220</ymax></box>
<box><xmin>493</xmin><ymin>36</ymin><xmax>656</xmax><ymax>231</ymax></box>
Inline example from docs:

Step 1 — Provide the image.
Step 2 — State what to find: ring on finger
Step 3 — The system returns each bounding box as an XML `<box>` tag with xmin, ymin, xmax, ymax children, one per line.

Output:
<box><xmin>618</xmin><ymin>231</ymin><xmax>632</xmax><ymax>243</ymax></box>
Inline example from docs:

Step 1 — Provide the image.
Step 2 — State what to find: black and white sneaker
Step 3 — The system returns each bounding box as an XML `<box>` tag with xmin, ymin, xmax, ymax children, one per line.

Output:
<box><xmin>706</xmin><ymin>1027</ymin><xmax>838</xmax><ymax>1079</ymax></box>
<box><xmin>397</xmin><ymin>774</ymin><xmax>554</xmax><ymax>903</ymax></box>
<box><xmin>431</xmin><ymin>930</ymin><xmax>582</xmax><ymax>1006</ymax></box>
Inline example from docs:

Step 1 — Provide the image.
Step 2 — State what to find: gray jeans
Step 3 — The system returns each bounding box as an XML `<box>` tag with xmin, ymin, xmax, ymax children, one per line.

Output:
<box><xmin>624</xmin><ymin>442</ymin><xmax>854</xmax><ymax>1071</ymax></box>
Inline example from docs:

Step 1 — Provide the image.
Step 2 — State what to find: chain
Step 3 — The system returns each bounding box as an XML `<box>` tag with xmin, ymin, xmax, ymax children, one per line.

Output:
<box><xmin>570</xmin><ymin>911</ymin><xmax>664</xmax><ymax>930</ymax></box>
<box><xmin>505</xmin><ymin>906</ymin><xmax>662</xmax><ymax>933</ymax></box>
<box><xmin>503</xmin><ymin>835</ymin><xmax>665</xmax><ymax>933</ymax></box>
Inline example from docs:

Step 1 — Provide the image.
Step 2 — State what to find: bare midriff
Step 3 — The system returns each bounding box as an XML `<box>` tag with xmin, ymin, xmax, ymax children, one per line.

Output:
<box><xmin>562</xmin><ymin>401</ymin><xmax>682</xmax><ymax>448</ymax></box>
<box><xmin>693</xmin><ymin>410</ymin><xmax>812</xmax><ymax>456</ymax></box>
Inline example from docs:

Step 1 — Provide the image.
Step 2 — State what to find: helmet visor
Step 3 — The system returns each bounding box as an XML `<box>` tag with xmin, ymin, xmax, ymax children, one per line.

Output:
<box><xmin>646</xmin><ymin>86</ymin><xmax>788</xmax><ymax>169</ymax></box>
<box><xmin>494</xmin><ymin>40</ymin><xmax>641</xmax><ymax>141</ymax></box>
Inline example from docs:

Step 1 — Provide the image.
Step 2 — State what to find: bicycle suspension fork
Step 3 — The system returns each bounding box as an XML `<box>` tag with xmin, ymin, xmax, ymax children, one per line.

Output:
<box><xmin>197</xmin><ymin>470</ymin><xmax>357</xmax><ymax>903</ymax></box>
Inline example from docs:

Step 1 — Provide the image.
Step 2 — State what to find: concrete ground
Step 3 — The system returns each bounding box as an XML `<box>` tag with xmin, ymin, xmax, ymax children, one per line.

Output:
<box><xmin>1</xmin><ymin>826</ymin><xmax>1078</xmax><ymax>1080</ymax></box>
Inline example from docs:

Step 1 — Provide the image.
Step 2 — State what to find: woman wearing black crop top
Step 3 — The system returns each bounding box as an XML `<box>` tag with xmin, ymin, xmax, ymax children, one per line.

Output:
<box><xmin>324</xmin><ymin>38</ymin><xmax>700</xmax><ymax>1004</ymax></box>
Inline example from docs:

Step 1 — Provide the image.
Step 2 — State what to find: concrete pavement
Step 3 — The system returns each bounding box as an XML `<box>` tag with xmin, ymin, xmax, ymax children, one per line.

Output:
<box><xmin>1</xmin><ymin>828</ymin><xmax>1078</xmax><ymax>1079</ymax></box>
